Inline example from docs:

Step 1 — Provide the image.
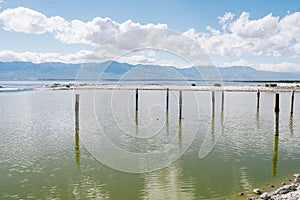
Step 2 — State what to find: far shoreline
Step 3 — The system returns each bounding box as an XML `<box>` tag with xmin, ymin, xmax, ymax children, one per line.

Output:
<box><xmin>1</xmin><ymin>82</ymin><xmax>299</xmax><ymax>92</ymax></box>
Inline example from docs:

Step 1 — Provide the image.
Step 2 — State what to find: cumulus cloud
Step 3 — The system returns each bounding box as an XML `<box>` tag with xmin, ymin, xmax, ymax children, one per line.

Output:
<box><xmin>186</xmin><ymin>11</ymin><xmax>300</xmax><ymax>58</ymax></box>
<box><xmin>258</xmin><ymin>62</ymin><xmax>300</xmax><ymax>72</ymax></box>
<box><xmin>1</xmin><ymin>7</ymin><xmax>300</xmax><ymax>71</ymax></box>
<box><xmin>0</xmin><ymin>7</ymin><xmax>168</xmax><ymax>45</ymax></box>
<box><xmin>0</xmin><ymin>50</ymin><xmax>116</xmax><ymax>63</ymax></box>
<box><xmin>218</xmin><ymin>12</ymin><xmax>235</xmax><ymax>31</ymax></box>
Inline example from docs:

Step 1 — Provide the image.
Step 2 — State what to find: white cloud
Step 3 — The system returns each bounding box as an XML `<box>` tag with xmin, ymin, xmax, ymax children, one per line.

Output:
<box><xmin>218</xmin><ymin>12</ymin><xmax>235</xmax><ymax>31</ymax></box>
<box><xmin>221</xmin><ymin>59</ymin><xmax>254</xmax><ymax>67</ymax></box>
<box><xmin>187</xmin><ymin>11</ymin><xmax>300</xmax><ymax>58</ymax></box>
<box><xmin>0</xmin><ymin>7</ymin><xmax>168</xmax><ymax>46</ymax></box>
<box><xmin>1</xmin><ymin>7</ymin><xmax>300</xmax><ymax>71</ymax></box>
<box><xmin>0</xmin><ymin>7</ymin><xmax>48</xmax><ymax>34</ymax></box>
<box><xmin>0</xmin><ymin>50</ymin><xmax>116</xmax><ymax>63</ymax></box>
<box><xmin>258</xmin><ymin>62</ymin><xmax>300</xmax><ymax>72</ymax></box>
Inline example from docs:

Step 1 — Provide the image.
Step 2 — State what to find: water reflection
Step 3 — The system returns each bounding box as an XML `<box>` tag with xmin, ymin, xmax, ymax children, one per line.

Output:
<box><xmin>166</xmin><ymin>110</ymin><xmax>169</xmax><ymax>136</ymax></box>
<box><xmin>290</xmin><ymin>114</ymin><xmax>294</xmax><ymax>136</ymax></box>
<box><xmin>256</xmin><ymin>108</ymin><xmax>260</xmax><ymax>130</ymax></box>
<box><xmin>272</xmin><ymin>136</ymin><xmax>279</xmax><ymax>177</ymax></box>
<box><xmin>75</xmin><ymin>130</ymin><xmax>80</xmax><ymax>168</ymax></box>
<box><xmin>142</xmin><ymin>163</ymin><xmax>196</xmax><ymax>200</ymax></box>
<box><xmin>178</xmin><ymin>119</ymin><xmax>182</xmax><ymax>153</ymax></box>
<box><xmin>211</xmin><ymin>116</ymin><xmax>215</xmax><ymax>143</ymax></box>
<box><xmin>135</xmin><ymin>110</ymin><xmax>139</xmax><ymax>135</ymax></box>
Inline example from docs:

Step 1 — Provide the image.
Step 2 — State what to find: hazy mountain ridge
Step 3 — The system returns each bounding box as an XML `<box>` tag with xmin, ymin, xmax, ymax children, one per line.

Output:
<box><xmin>1</xmin><ymin>61</ymin><xmax>300</xmax><ymax>81</ymax></box>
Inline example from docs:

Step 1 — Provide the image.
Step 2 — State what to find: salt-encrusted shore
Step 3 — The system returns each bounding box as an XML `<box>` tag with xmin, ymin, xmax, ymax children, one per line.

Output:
<box><xmin>29</xmin><ymin>82</ymin><xmax>300</xmax><ymax>92</ymax></box>
<box><xmin>0</xmin><ymin>87</ymin><xmax>30</xmax><ymax>92</ymax></box>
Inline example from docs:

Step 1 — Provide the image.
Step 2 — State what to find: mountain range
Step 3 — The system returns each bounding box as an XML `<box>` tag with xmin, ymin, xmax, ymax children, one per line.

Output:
<box><xmin>0</xmin><ymin>61</ymin><xmax>300</xmax><ymax>82</ymax></box>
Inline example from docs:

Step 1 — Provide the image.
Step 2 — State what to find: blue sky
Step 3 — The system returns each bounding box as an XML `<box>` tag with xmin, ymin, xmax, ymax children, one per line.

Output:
<box><xmin>0</xmin><ymin>0</ymin><xmax>300</xmax><ymax>71</ymax></box>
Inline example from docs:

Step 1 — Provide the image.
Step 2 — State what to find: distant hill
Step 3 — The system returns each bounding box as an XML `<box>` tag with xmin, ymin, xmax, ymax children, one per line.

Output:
<box><xmin>1</xmin><ymin>61</ymin><xmax>300</xmax><ymax>82</ymax></box>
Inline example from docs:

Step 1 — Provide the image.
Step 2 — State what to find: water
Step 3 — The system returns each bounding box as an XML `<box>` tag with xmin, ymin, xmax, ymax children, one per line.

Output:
<box><xmin>0</xmin><ymin>89</ymin><xmax>300</xmax><ymax>199</ymax></box>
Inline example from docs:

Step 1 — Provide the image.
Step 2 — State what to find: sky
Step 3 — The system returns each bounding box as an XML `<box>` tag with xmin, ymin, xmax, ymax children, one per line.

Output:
<box><xmin>0</xmin><ymin>0</ymin><xmax>300</xmax><ymax>71</ymax></box>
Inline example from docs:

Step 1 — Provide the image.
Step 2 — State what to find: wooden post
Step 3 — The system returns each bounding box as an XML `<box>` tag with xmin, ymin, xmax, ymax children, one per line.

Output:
<box><xmin>274</xmin><ymin>93</ymin><xmax>279</xmax><ymax>136</ymax></box>
<box><xmin>179</xmin><ymin>90</ymin><xmax>182</xmax><ymax>119</ymax></box>
<box><xmin>135</xmin><ymin>88</ymin><xmax>138</xmax><ymax>111</ymax></box>
<box><xmin>290</xmin><ymin>90</ymin><xmax>295</xmax><ymax>115</ymax></box>
<box><xmin>75</xmin><ymin>94</ymin><xmax>80</xmax><ymax>131</ymax></box>
<box><xmin>221</xmin><ymin>90</ymin><xmax>224</xmax><ymax>111</ymax></box>
<box><xmin>212</xmin><ymin>91</ymin><xmax>215</xmax><ymax>117</ymax></box>
<box><xmin>274</xmin><ymin>93</ymin><xmax>280</xmax><ymax>113</ymax></box>
<box><xmin>166</xmin><ymin>88</ymin><xmax>169</xmax><ymax>110</ymax></box>
<box><xmin>257</xmin><ymin>90</ymin><xmax>260</xmax><ymax>109</ymax></box>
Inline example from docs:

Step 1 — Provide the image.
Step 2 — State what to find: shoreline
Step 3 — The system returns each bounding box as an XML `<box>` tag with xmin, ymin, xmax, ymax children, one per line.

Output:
<box><xmin>246</xmin><ymin>174</ymin><xmax>300</xmax><ymax>200</ymax></box>
<box><xmin>1</xmin><ymin>83</ymin><xmax>300</xmax><ymax>92</ymax></box>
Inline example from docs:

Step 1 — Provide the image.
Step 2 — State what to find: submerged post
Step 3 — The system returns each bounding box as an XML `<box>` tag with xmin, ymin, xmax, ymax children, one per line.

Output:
<box><xmin>212</xmin><ymin>91</ymin><xmax>215</xmax><ymax>117</ymax></box>
<box><xmin>179</xmin><ymin>90</ymin><xmax>182</xmax><ymax>119</ymax></box>
<box><xmin>135</xmin><ymin>88</ymin><xmax>138</xmax><ymax>111</ymax></box>
<box><xmin>166</xmin><ymin>88</ymin><xmax>169</xmax><ymax>110</ymax></box>
<box><xmin>274</xmin><ymin>93</ymin><xmax>279</xmax><ymax>136</ymax></box>
<box><xmin>75</xmin><ymin>94</ymin><xmax>80</xmax><ymax>131</ymax></box>
<box><xmin>290</xmin><ymin>90</ymin><xmax>295</xmax><ymax>115</ymax></box>
<box><xmin>257</xmin><ymin>90</ymin><xmax>260</xmax><ymax>110</ymax></box>
<box><xmin>221</xmin><ymin>90</ymin><xmax>224</xmax><ymax>111</ymax></box>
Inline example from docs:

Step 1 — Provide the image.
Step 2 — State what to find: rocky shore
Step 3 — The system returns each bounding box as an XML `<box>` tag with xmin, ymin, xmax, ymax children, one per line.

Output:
<box><xmin>248</xmin><ymin>174</ymin><xmax>300</xmax><ymax>200</ymax></box>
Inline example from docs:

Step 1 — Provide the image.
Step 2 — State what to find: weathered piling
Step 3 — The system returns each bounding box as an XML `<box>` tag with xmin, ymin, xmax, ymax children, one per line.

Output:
<box><xmin>290</xmin><ymin>90</ymin><xmax>295</xmax><ymax>115</ymax></box>
<box><xmin>166</xmin><ymin>88</ymin><xmax>169</xmax><ymax>110</ymax></box>
<box><xmin>274</xmin><ymin>93</ymin><xmax>280</xmax><ymax>113</ymax></box>
<box><xmin>75</xmin><ymin>94</ymin><xmax>80</xmax><ymax>131</ymax></box>
<box><xmin>212</xmin><ymin>91</ymin><xmax>215</xmax><ymax>117</ymax></box>
<box><xmin>179</xmin><ymin>90</ymin><xmax>182</xmax><ymax>119</ymax></box>
<box><xmin>221</xmin><ymin>90</ymin><xmax>224</xmax><ymax>111</ymax></box>
<box><xmin>135</xmin><ymin>88</ymin><xmax>138</xmax><ymax>111</ymax></box>
<box><xmin>257</xmin><ymin>90</ymin><xmax>260</xmax><ymax>109</ymax></box>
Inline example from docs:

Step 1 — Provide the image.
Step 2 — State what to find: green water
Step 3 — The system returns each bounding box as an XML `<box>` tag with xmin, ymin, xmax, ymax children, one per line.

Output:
<box><xmin>0</xmin><ymin>90</ymin><xmax>300</xmax><ymax>199</ymax></box>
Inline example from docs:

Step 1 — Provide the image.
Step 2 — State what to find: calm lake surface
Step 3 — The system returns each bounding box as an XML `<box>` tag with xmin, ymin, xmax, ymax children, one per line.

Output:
<box><xmin>1</xmin><ymin>89</ymin><xmax>300</xmax><ymax>199</ymax></box>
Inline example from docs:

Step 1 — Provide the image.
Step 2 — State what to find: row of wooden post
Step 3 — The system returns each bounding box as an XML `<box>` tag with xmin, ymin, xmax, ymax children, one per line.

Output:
<box><xmin>74</xmin><ymin>90</ymin><xmax>294</xmax><ymax>175</ymax></box>
<box><xmin>75</xmin><ymin>89</ymin><xmax>296</xmax><ymax>136</ymax></box>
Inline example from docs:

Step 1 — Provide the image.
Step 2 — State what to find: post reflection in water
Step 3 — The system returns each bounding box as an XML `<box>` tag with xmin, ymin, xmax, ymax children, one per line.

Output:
<box><xmin>272</xmin><ymin>136</ymin><xmax>279</xmax><ymax>177</ymax></box>
<box><xmin>211</xmin><ymin>116</ymin><xmax>215</xmax><ymax>143</ymax></box>
<box><xmin>256</xmin><ymin>108</ymin><xmax>260</xmax><ymax>130</ymax></box>
<box><xmin>142</xmin><ymin>162</ymin><xmax>196</xmax><ymax>200</ymax></box>
<box><xmin>178</xmin><ymin>118</ymin><xmax>182</xmax><ymax>153</ymax></box>
<box><xmin>166</xmin><ymin>109</ymin><xmax>169</xmax><ymax>136</ymax></box>
<box><xmin>290</xmin><ymin>114</ymin><xmax>294</xmax><ymax>136</ymax></box>
<box><xmin>75</xmin><ymin>130</ymin><xmax>80</xmax><ymax>168</ymax></box>
<box><xmin>135</xmin><ymin>110</ymin><xmax>139</xmax><ymax>135</ymax></box>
